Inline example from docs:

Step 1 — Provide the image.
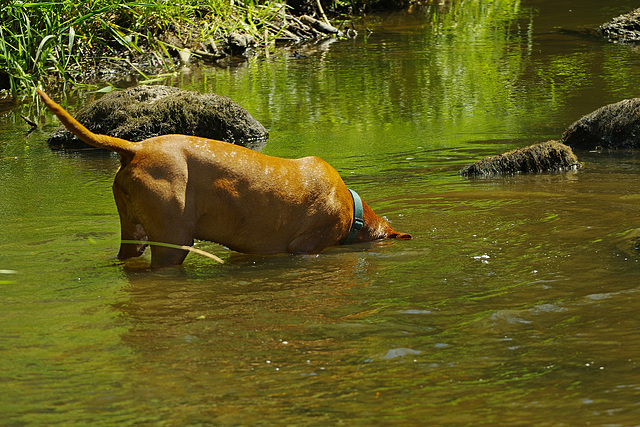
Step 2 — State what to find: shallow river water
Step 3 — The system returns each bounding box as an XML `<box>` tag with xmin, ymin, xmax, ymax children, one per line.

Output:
<box><xmin>2</xmin><ymin>0</ymin><xmax>640</xmax><ymax>424</ymax></box>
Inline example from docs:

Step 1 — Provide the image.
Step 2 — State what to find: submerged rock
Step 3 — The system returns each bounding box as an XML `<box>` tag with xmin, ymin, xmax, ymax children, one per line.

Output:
<box><xmin>47</xmin><ymin>85</ymin><xmax>268</xmax><ymax>150</ymax></box>
<box><xmin>600</xmin><ymin>8</ymin><xmax>640</xmax><ymax>44</ymax></box>
<box><xmin>561</xmin><ymin>98</ymin><xmax>640</xmax><ymax>150</ymax></box>
<box><xmin>460</xmin><ymin>141</ymin><xmax>580</xmax><ymax>177</ymax></box>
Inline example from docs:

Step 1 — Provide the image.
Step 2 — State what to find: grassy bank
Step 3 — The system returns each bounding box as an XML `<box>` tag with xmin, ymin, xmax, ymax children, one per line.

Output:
<box><xmin>0</xmin><ymin>0</ymin><xmax>414</xmax><ymax>96</ymax></box>
<box><xmin>0</xmin><ymin>0</ymin><xmax>280</xmax><ymax>95</ymax></box>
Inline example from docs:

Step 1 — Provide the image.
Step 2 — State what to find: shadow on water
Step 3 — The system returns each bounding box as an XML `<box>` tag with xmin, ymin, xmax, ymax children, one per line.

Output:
<box><xmin>2</xmin><ymin>0</ymin><xmax>640</xmax><ymax>424</ymax></box>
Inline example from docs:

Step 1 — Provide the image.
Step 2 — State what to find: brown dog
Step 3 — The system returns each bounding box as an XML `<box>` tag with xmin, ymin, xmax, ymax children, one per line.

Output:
<box><xmin>38</xmin><ymin>89</ymin><xmax>411</xmax><ymax>267</ymax></box>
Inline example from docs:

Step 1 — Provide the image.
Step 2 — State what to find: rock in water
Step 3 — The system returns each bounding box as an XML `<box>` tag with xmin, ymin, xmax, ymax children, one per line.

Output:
<box><xmin>46</xmin><ymin>85</ymin><xmax>269</xmax><ymax>150</ymax></box>
<box><xmin>600</xmin><ymin>8</ymin><xmax>640</xmax><ymax>44</ymax></box>
<box><xmin>460</xmin><ymin>141</ymin><xmax>580</xmax><ymax>177</ymax></box>
<box><xmin>227</xmin><ymin>32</ymin><xmax>256</xmax><ymax>56</ymax></box>
<box><xmin>561</xmin><ymin>98</ymin><xmax>640</xmax><ymax>150</ymax></box>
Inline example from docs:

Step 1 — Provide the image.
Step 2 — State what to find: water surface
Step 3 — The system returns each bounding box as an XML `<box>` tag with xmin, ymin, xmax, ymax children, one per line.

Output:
<box><xmin>2</xmin><ymin>0</ymin><xmax>640</xmax><ymax>424</ymax></box>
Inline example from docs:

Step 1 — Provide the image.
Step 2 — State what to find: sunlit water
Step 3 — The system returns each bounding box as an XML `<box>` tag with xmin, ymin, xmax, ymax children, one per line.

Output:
<box><xmin>2</xmin><ymin>0</ymin><xmax>640</xmax><ymax>424</ymax></box>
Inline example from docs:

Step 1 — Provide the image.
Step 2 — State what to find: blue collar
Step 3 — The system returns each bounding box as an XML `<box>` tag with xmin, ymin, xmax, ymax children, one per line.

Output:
<box><xmin>341</xmin><ymin>189</ymin><xmax>364</xmax><ymax>245</ymax></box>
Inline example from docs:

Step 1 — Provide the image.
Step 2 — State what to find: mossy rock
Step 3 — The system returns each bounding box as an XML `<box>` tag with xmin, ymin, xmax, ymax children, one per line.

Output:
<box><xmin>561</xmin><ymin>98</ymin><xmax>640</xmax><ymax>150</ymax></box>
<box><xmin>47</xmin><ymin>85</ymin><xmax>268</xmax><ymax>150</ymax></box>
<box><xmin>600</xmin><ymin>8</ymin><xmax>640</xmax><ymax>44</ymax></box>
<box><xmin>460</xmin><ymin>141</ymin><xmax>580</xmax><ymax>177</ymax></box>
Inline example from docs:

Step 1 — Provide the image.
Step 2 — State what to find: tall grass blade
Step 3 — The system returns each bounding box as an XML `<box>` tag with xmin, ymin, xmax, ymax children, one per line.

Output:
<box><xmin>34</xmin><ymin>34</ymin><xmax>56</xmax><ymax>68</ymax></box>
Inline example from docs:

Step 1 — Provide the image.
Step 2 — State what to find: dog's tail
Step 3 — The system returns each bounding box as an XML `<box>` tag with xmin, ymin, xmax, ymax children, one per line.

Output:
<box><xmin>37</xmin><ymin>89</ymin><xmax>136</xmax><ymax>160</ymax></box>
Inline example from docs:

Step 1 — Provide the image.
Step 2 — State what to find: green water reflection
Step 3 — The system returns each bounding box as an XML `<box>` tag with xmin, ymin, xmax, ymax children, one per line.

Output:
<box><xmin>2</xmin><ymin>0</ymin><xmax>640</xmax><ymax>424</ymax></box>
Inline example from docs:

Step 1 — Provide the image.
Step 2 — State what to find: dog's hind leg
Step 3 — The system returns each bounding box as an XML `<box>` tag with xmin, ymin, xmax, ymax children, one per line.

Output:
<box><xmin>146</xmin><ymin>228</ymin><xmax>193</xmax><ymax>268</ymax></box>
<box><xmin>113</xmin><ymin>184</ymin><xmax>148</xmax><ymax>260</ymax></box>
<box><xmin>117</xmin><ymin>222</ymin><xmax>148</xmax><ymax>260</ymax></box>
<box><xmin>149</xmin><ymin>244</ymin><xmax>191</xmax><ymax>268</ymax></box>
<box><xmin>141</xmin><ymin>213</ymin><xmax>194</xmax><ymax>268</ymax></box>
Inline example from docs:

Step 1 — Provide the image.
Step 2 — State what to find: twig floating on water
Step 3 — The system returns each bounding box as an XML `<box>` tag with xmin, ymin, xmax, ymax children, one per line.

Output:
<box><xmin>121</xmin><ymin>240</ymin><xmax>225</xmax><ymax>264</ymax></box>
<box><xmin>21</xmin><ymin>115</ymin><xmax>38</xmax><ymax>128</ymax></box>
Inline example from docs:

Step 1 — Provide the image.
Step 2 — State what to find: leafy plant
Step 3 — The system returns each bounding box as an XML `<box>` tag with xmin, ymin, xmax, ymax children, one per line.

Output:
<box><xmin>0</xmin><ymin>0</ymin><xmax>309</xmax><ymax>95</ymax></box>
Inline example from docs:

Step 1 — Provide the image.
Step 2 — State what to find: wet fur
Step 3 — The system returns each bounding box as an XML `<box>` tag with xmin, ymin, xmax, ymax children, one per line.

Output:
<box><xmin>38</xmin><ymin>90</ymin><xmax>411</xmax><ymax>267</ymax></box>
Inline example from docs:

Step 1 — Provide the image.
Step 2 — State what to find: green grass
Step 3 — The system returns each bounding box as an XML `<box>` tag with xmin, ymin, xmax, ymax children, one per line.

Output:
<box><xmin>0</xmin><ymin>0</ymin><xmax>422</xmax><ymax>96</ymax></box>
<box><xmin>0</xmin><ymin>0</ymin><xmax>299</xmax><ymax>96</ymax></box>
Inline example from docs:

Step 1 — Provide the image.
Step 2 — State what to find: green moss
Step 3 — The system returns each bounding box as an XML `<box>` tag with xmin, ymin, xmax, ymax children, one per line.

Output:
<box><xmin>460</xmin><ymin>141</ymin><xmax>581</xmax><ymax>177</ymax></box>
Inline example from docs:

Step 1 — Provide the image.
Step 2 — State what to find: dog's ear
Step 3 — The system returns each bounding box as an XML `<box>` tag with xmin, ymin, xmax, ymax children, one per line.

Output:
<box><xmin>389</xmin><ymin>232</ymin><xmax>412</xmax><ymax>240</ymax></box>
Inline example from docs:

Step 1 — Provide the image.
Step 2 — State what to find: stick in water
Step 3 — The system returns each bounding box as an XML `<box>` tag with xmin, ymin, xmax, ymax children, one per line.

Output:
<box><xmin>121</xmin><ymin>240</ymin><xmax>224</xmax><ymax>264</ymax></box>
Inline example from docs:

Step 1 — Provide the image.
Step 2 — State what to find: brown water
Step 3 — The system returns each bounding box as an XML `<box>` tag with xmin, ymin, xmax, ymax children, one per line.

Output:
<box><xmin>2</xmin><ymin>0</ymin><xmax>640</xmax><ymax>424</ymax></box>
